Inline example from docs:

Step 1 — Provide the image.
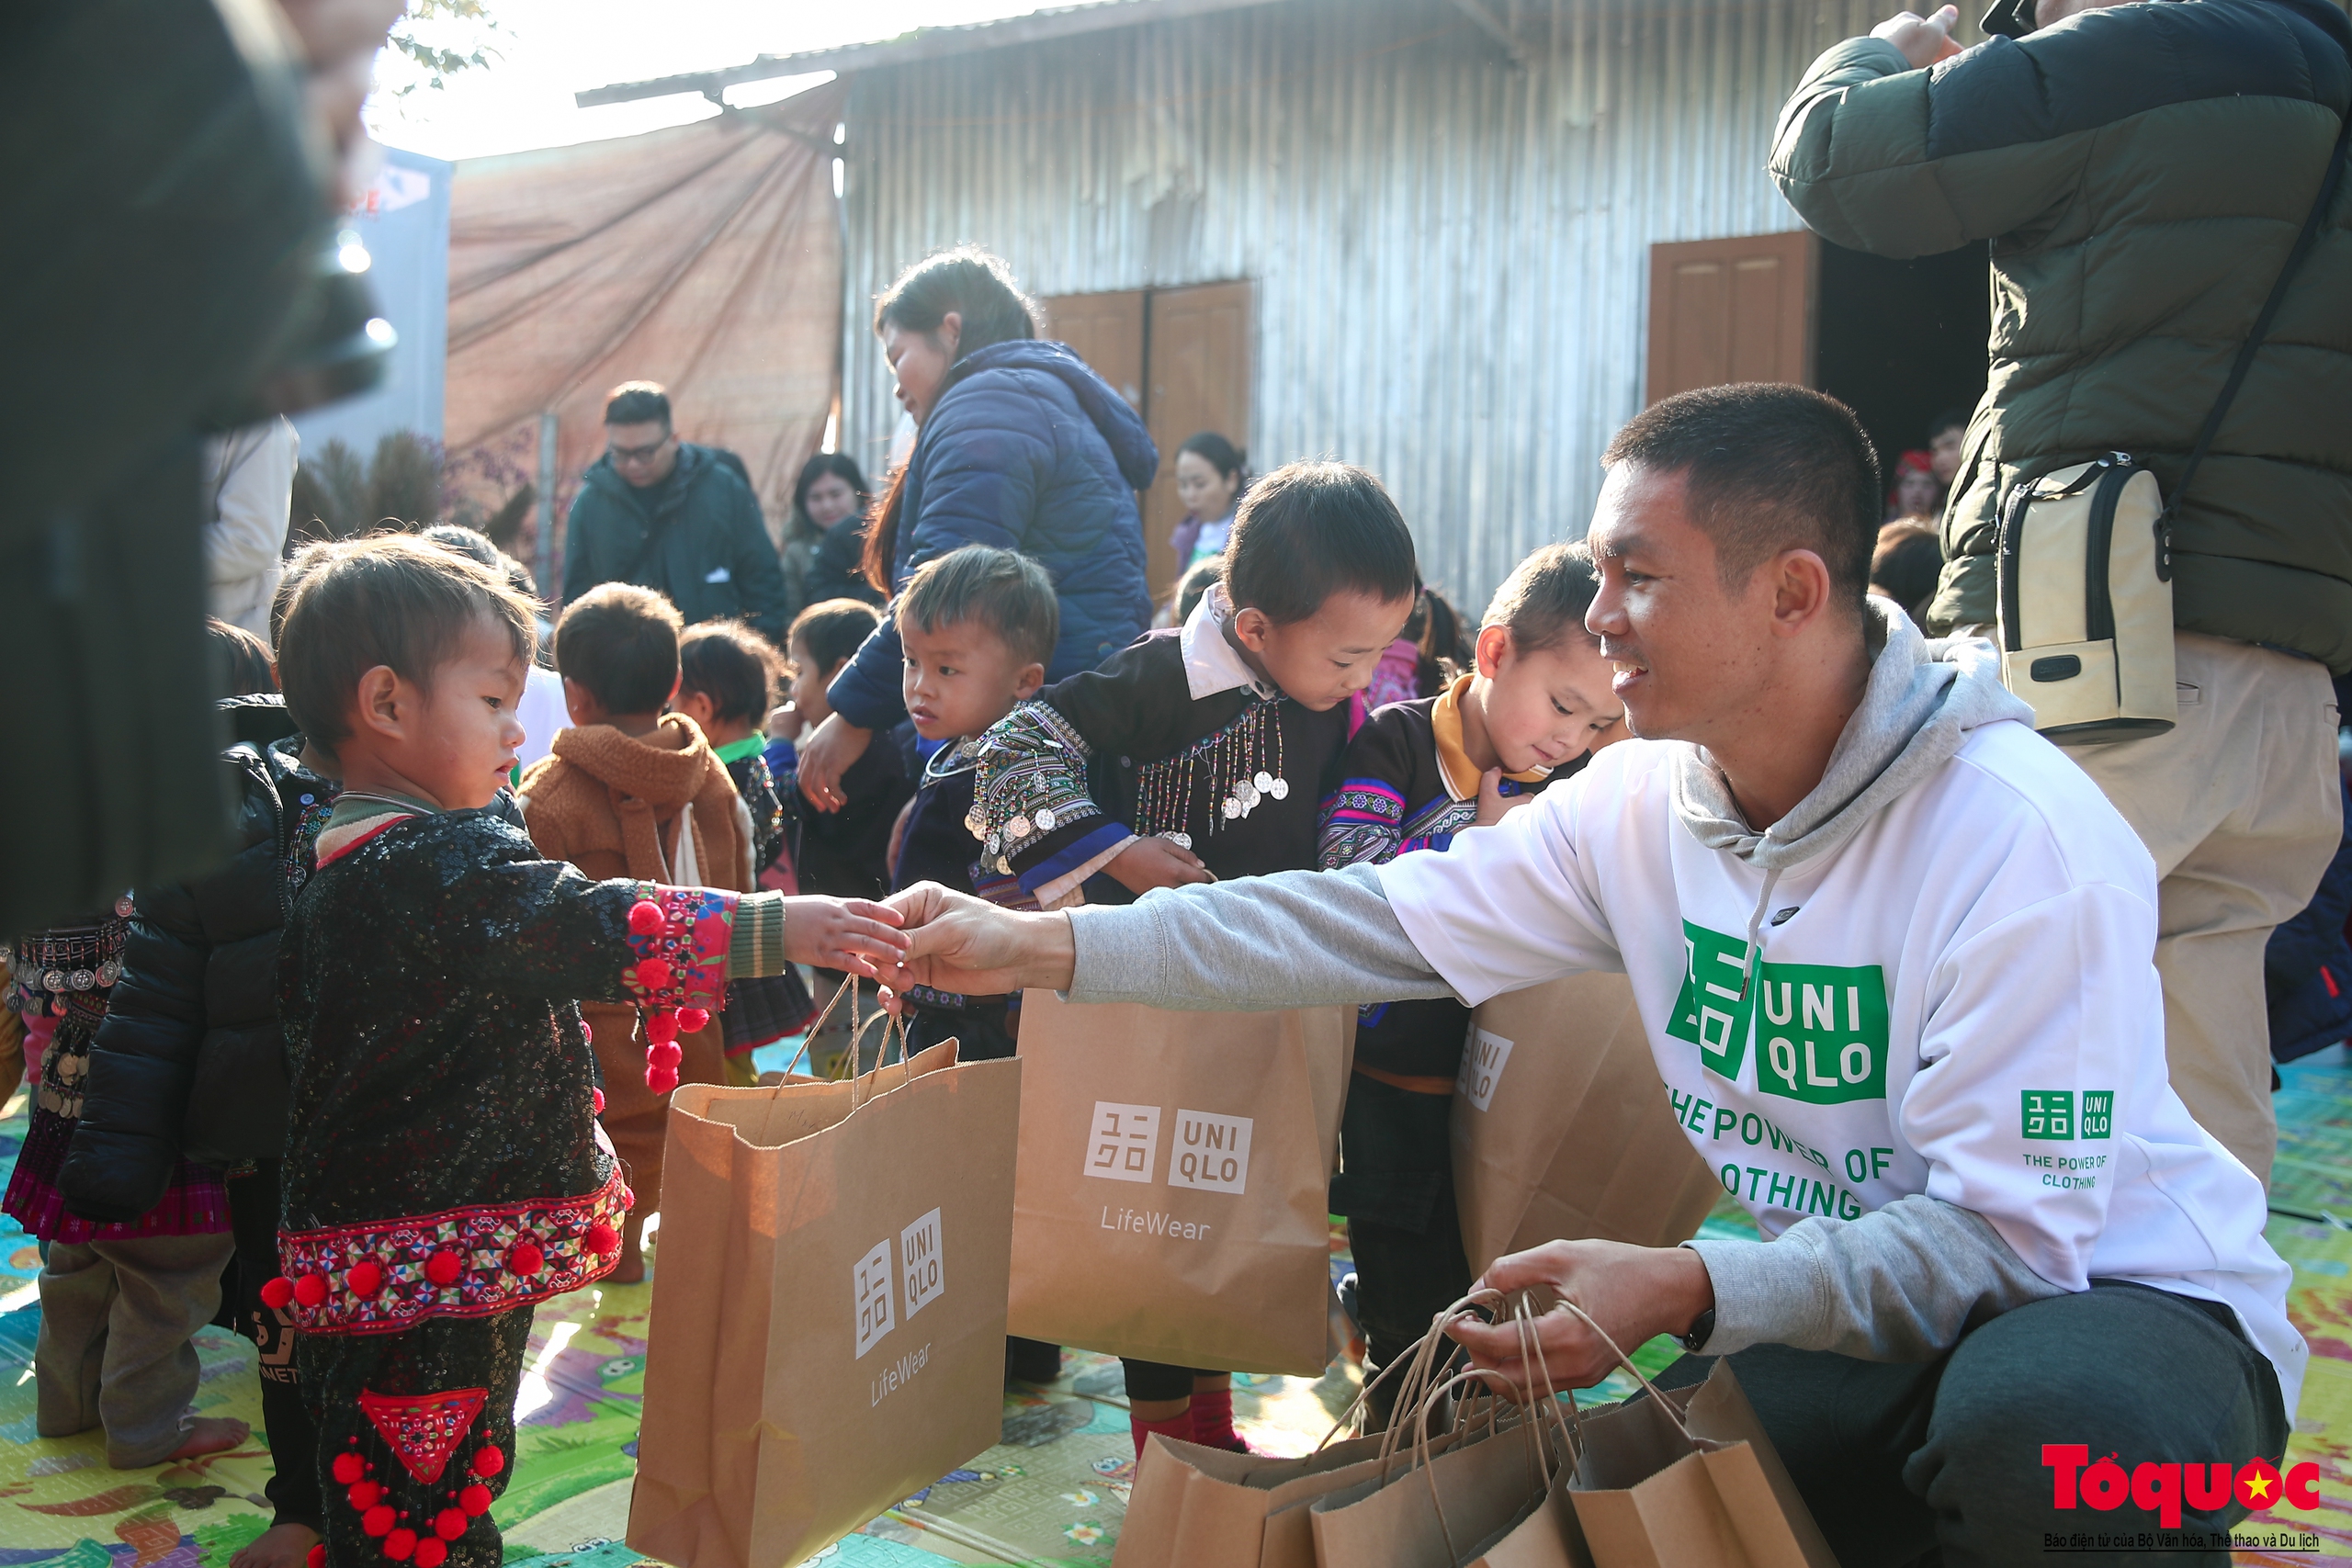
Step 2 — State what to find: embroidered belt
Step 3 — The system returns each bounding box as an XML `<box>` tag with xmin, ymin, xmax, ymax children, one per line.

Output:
<box><xmin>271</xmin><ymin>1171</ymin><xmax>631</xmax><ymax>1337</ymax></box>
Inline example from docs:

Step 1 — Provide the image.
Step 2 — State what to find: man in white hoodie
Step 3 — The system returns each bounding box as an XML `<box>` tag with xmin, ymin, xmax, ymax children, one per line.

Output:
<box><xmin>884</xmin><ymin>386</ymin><xmax>2301</xmax><ymax>1564</ymax></box>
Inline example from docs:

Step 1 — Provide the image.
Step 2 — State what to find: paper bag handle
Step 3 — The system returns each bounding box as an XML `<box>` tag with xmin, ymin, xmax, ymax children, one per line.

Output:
<box><xmin>780</xmin><ymin>976</ymin><xmax>924</xmax><ymax>1109</ymax></box>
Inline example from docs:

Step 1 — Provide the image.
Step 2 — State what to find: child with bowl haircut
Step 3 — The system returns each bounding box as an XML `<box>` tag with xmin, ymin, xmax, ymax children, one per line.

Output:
<box><xmin>1317</xmin><ymin>543</ymin><xmax>1622</xmax><ymax>1422</ymax></box>
<box><xmin>967</xmin><ymin>460</ymin><xmax>1419</xmax><ymax>1455</ymax></box>
<box><xmin>267</xmin><ymin>536</ymin><xmax>906</xmax><ymax>1568</ymax></box>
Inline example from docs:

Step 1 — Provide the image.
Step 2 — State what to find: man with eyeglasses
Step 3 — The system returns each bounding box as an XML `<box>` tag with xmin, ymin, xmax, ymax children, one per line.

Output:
<box><xmin>560</xmin><ymin>382</ymin><xmax>789</xmax><ymax>640</ymax></box>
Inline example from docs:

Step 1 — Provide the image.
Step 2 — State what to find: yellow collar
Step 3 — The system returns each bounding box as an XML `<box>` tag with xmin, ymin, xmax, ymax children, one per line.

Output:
<box><xmin>1430</xmin><ymin>673</ymin><xmax>1551</xmax><ymax>802</ymax></box>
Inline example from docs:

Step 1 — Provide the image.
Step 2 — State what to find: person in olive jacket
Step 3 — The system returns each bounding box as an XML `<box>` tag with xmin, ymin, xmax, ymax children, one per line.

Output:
<box><xmin>560</xmin><ymin>382</ymin><xmax>791</xmax><ymax>640</ymax></box>
<box><xmin>1770</xmin><ymin>0</ymin><xmax>2352</xmax><ymax>1185</ymax></box>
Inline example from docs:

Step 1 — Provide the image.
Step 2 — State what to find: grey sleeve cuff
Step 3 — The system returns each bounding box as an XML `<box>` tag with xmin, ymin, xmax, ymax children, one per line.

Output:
<box><xmin>1684</xmin><ymin>1194</ymin><xmax>2067</xmax><ymax>1361</ymax></box>
<box><xmin>1065</xmin><ymin>863</ymin><xmax>1454</xmax><ymax>1011</ymax></box>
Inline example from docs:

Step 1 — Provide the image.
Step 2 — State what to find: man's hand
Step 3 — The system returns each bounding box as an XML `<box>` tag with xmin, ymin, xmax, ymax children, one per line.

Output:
<box><xmin>797</xmin><ymin>714</ymin><xmax>874</xmax><ymax>813</ymax></box>
<box><xmin>882</xmin><ymin>883</ymin><xmax>1077</xmax><ymax>996</ymax></box>
<box><xmin>1474</xmin><ymin>768</ymin><xmax>1536</xmax><ymax>829</ymax></box>
<box><xmin>780</xmin><ymin>897</ymin><xmax>909</xmax><ymax>978</ymax></box>
<box><xmin>1446</xmin><ymin>1239</ymin><xmax>1715</xmax><ymax>1393</ymax></box>
<box><xmin>1107</xmin><ymin>835</ymin><xmax>1216</xmax><ymax>895</ymax></box>
<box><xmin>1871</xmin><ymin>5</ymin><xmax>1964</xmax><ymax>68</ymax></box>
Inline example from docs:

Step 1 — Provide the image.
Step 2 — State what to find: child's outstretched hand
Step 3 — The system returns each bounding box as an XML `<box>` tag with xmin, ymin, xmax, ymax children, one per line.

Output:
<box><xmin>1475</xmin><ymin>768</ymin><xmax>1536</xmax><ymax>828</ymax></box>
<box><xmin>1108</xmin><ymin>834</ymin><xmax>1216</xmax><ymax>895</ymax></box>
<box><xmin>782</xmin><ymin>896</ymin><xmax>910</xmax><ymax>978</ymax></box>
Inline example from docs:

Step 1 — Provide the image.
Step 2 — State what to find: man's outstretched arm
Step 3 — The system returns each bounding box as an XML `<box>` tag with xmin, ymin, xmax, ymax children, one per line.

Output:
<box><xmin>886</xmin><ymin>863</ymin><xmax>1456</xmax><ymax>1010</ymax></box>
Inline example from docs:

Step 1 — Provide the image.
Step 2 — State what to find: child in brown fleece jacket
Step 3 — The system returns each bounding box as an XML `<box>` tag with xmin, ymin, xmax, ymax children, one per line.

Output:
<box><xmin>517</xmin><ymin>583</ymin><xmax>752</xmax><ymax>1283</ymax></box>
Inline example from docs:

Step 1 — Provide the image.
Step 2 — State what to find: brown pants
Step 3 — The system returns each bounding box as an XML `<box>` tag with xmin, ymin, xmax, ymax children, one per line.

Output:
<box><xmin>2061</xmin><ymin>632</ymin><xmax>2341</xmax><ymax>1185</ymax></box>
<box><xmin>585</xmin><ymin>1000</ymin><xmax>727</xmax><ymax>1219</ymax></box>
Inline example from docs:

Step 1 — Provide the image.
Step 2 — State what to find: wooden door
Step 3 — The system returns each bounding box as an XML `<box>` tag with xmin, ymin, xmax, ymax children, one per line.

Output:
<box><xmin>1645</xmin><ymin>232</ymin><xmax>1816</xmax><ymax>403</ymax></box>
<box><xmin>1039</xmin><ymin>290</ymin><xmax>1147</xmax><ymax>412</ymax></box>
<box><xmin>1144</xmin><ymin>280</ymin><xmax>1253</xmax><ymax>597</ymax></box>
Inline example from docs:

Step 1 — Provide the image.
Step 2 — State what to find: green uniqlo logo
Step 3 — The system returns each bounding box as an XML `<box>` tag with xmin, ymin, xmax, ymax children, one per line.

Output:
<box><xmin>2080</xmin><ymin>1091</ymin><xmax>2113</xmax><ymax>1139</ymax></box>
<box><xmin>2022</xmin><ymin>1090</ymin><xmax>2074</xmax><ymax>1139</ymax></box>
<box><xmin>1666</xmin><ymin>921</ymin><xmax>1889</xmax><ymax>1104</ymax></box>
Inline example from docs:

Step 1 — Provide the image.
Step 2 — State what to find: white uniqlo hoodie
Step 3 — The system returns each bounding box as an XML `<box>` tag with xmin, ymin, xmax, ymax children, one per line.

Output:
<box><xmin>1062</xmin><ymin>604</ymin><xmax>2304</xmax><ymax>1411</ymax></box>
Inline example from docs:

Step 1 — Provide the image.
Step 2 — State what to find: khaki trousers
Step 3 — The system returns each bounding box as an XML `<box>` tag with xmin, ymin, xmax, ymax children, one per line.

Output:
<box><xmin>2060</xmin><ymin>632</ymin><xmax>2341</xmax><ymax>1185</ymax></box>
<box><xmin>36</xmin><ymin>1230</ymin><xmax>235</xmax><ymax>1467</ymax></box>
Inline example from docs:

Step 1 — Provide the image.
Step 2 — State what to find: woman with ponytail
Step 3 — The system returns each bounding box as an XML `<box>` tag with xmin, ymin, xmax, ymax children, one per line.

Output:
<box><xmin>797</xmin><ymin>248</ymin><xmax>1157</xmax><ymax>810</ymax></box>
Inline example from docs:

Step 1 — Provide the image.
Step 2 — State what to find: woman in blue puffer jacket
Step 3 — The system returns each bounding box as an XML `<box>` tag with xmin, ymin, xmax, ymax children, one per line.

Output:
<box><xmin>796</xmin><ymin>248</ymin><xmax>1157</xmax><ymax>811</ymax></box>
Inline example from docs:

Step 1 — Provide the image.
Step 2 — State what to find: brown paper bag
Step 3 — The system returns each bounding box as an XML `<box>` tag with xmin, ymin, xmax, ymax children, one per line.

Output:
<box><xmin>1308</xmin><ymin>1414</ymin><xmax>1561</xmax><ymax>1567</ymax></box>
<box><xmin>1008</xmin><ymin>989</ymin><xmax>1351</xmax><ymax>1374</ymax></box>
<box><xmin>1453</xmin><ymin>973</ymin><xmax>1720</xmax><ymax>1275</ymax></box>
<box><xmin>1565</xmin><ymin>1362</ymin><xmax>1838</xmax><ymax>1568</ymax></box>
<box><xmin>1117</xmin><ymin>1427</ymin><xmax>1475</xmax><ymax>1568</ymax></box>
<box><xmin>626</xmin><ymin>1037</ymin><xmax>1022</xmax><ymax>1568</ymax></box>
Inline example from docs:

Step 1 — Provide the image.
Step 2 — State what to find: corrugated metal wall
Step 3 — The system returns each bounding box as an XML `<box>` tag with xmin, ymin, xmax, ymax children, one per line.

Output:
<box><xmin>839</xmin><ymin>0</ymin><xmax>1949</xmax><ymax>606</ymax></box>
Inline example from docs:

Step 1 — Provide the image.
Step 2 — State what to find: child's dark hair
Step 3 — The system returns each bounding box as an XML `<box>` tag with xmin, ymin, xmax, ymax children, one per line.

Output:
<box><xmin>789</xmin><ymin>597</ymin><xmax>883</xmax><ymax>677</ymax></box>
<box><xmin>1174</xmin><ymin>557</ymin><xmax>1223</xmax><ymax>624</ymax></box>
<box><xmin>554</xmin><ymin>582</ymin><xmax>684</xmax><ymax>716</ymax></box>
<box><xmin>1221</xmin><ymin>461</ymin><xmax>1417</xmax><ymax>624</ymax></box>
<box><xmin>679</xmin><ymin>620</ymin><xmax>785</xmax><ymax>727</ymax></box>
<box><xmin>1412</xmin><ymin>586</ymin><xmax>1474</xmax><ymax>694</ymax></box>
<box><xmin>1482</xmin><ymin>544</ymin><xmax>1603</xmax><ymax>654</ymax></box>
<box><xmin>277</xmin><ymin>534</ymin><xmax>538</xmax><ymax>752</ymax></box>
<box><xmin>896</xmin><ymin>546</ymin><xmax>1059</xmax><ymax>670</ymax></box>
<box><xmin>207</xmin><ymin>617</ymin><xmax>277</xmax><ymax>699</ymax></box>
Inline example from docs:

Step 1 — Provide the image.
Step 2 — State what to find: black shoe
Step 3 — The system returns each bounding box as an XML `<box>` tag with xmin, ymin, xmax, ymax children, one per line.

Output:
<box><xmin>1005</xmin><ymin>1336</ymin><xmax>1063</xmax><ymax>1384</ymax></box>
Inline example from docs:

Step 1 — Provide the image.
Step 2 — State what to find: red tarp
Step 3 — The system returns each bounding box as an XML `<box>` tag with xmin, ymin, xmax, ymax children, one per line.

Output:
<box><xmin>444</xmin><ymin>83</ymin><xmax>847</xmax><ymax>575</ymax></box>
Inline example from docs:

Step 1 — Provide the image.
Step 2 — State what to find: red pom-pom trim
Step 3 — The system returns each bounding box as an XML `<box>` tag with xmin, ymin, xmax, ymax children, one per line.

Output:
<box><xmin>384</xmin><ymin>1527</ymin><xmax>417</xmax><ymax>1562</ymax></box>
<box><xmin>260</xmin><ymin>1276</ymin><xmax>295</xmax><ymax>1311</ymax></box>
<box><xmin>585</xmin><ymin>1222</ymin><xmax>620</xmax><ymax>1258</ymax></box>
<box><xmin>362</xmin><ymin>1505</ymin><xmax>395</xmax><ymax>1538</ymax></box>
<box><xmin>581</xmin><ymin>1021</ymin><xmax>594</xmax><ymax>1044</ymax></box>
<box><xmin>470</xmin><ymin>1446</ymin><xmax>505</xmax><ymax>1478</ymax></box>
<box><xmin>634</xmin><ymin>959</ymin><xmax>673</xmax><ymax>989</ymax></box>
<box><xmin>677</xmin><ymin>1007</ymin><xmax>710</xmax><ymax>1034</ymax></box>
<box><xmin>307</xmin><ymin>1545</ymin><xmax>326</xmax><ymax>1568</ymax></box>
<box><xmin>646</xmin><ymin>1041</ymin><xmax>683</xmax><ymax>1069</ymax></box>
<box><xmin>628</xmin><ymin>899</ymin><xmax>667</xmax><ymax>935</ymax></box>
<box><xmin>458</xmin><ymin>1484</ymin><xmax>493</xmax><ymax>1517</ymax></box>
<box><xmin>293</xmin><ymin>1273</ymin><xmax>330</xmax><ymax>1308</ymax></box>
<box><xmin>508</xmin><ymin>1242</ymin><xmax>545</xmax><ymax>1278</ymax></box>
<box><xmin>413</xmin><ymin>1540</ymin><xmax>447</xmax><ymax>1568</ymax></box>
<box><xmin>348</xmin><ymin>1481</ymin><xmax>383</xmax><ymax>1510</ymax></box>
<box><xmin>424</xmin><ymin>1250</ymin><xmax>463</xmax><ymax>1287</ymax></box>
<box><xmin>644</xmin><ymin>1065</ymin><xmax>680</xmax><ymax>1094</ymax></box>
<box><xmin>334</xmin><ymin>1451</ymin><xmax>367</xmax><ymax>1485</ymax></box>
<box><xmin>642</xmin><ymin>1009</ymin><xmax>679</xmax><ymax>1044</ymax></box>
<box><xmin>591</xmin><ymin>1087</ymin><xmax>605</xmax><ymax>1115</ymax></box>
<box><xmin>346</xmin><ymin>1260</ymin><xmax>385</xmax><ymax>1298</ymax></box>
<box><xmin>434</xmin><ymin>1508</ymin><xmax>468</xmax><ymax>1540</ymax></box>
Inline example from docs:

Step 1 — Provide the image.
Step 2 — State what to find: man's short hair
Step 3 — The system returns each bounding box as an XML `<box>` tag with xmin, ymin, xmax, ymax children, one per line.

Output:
<box><xmin>678</xmin><ymin>620</ymin><xmax>784</xmax><ymax>727</ymax></box>
<box><xmin>555</xmin><ymin>582</ymin><xmax>684</xmax><ymax>716</ymax></box>
<box><xmin>1482</xmin><ymin>544</ymin><xmax>1602</xmax><ymax>654</ymax></box>
<box><xmin>277</xmin><ymin>534</ymin><xmax>538</xmax><ymax>752</ymax></box>
<box><xmin>604</xmin><ymin>381</ymin><xmax>672</xmax><ymax>430</ymax></box>
<box><xmin>1222</xmin><ymin>461</ymin><xmax>1418</xmax><ymax>625</ymax></box>
<box><xmin>787</xmin><ymin>598</ymin><xmax>883</xmax><ymax>676</ymax></box>
<box><xmin>1602</xmin><ymin>384</ymin><xmax>1881</xmax><ymax>608</ymax></box>
<box><xmin>896</xmin><ymin>546</ymin><xmax>1060</xmax><ymax>669</ymax></box>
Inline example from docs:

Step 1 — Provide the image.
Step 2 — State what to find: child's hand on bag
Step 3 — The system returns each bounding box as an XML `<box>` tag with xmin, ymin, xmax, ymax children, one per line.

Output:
<box><xmin>1108</xmin><ymin>835</ymin><xmax>1216</xmax><ymax>894</ymax></box>
<box><xmin>781</xmin><ymin>896</ymin><xmax>910</xmax><ymax>978</ymax></box>
<box><xmin>881</xmin><ymin>883</ymin><xmax>1077</xmax><ymax>996</ymax></box>
<box><xmin>1447</xmin><ymin>1238</ymin><xmax>1716</xmax><ymax>1393</ymax></box>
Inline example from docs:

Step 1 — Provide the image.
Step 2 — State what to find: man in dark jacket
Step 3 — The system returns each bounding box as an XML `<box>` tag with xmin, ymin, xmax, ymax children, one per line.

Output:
<box><xmin>1771</xmin><ymin>0</ymin><xmax>2351</xmax><ymax>1184</ymax></box>
<box><xmin>560</xmin><ymin>382</ymin><xmax>789</xmax><ymax>639</ymax></box>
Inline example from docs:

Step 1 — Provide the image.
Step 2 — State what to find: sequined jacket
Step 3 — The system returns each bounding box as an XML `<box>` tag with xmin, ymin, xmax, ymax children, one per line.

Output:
<box><xmin>971</xmin><ymin>631</ymin><xmax>1352</xmax><ymax>898</ymax></box>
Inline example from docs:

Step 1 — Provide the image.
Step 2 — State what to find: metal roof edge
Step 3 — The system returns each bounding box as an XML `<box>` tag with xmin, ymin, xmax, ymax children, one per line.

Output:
<box><xmin>576</xmin><ymin>0</ymin><xmax>1295</xmax><ymax>107</ymax></box>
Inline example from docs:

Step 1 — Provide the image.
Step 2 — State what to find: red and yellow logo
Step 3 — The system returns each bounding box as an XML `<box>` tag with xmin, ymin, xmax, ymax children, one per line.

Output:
<box><xmin>2043</xmin><ymin>1446</ymin><xmax>2318</xmax><ymax>1529</ymax></box>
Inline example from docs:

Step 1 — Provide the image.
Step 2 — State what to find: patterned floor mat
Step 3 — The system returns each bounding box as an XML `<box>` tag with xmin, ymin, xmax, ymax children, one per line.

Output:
<box><xmin>7</xmin><ymin>1046</ymin><xmax>2352</xmax><ymax>1564</ymax></box>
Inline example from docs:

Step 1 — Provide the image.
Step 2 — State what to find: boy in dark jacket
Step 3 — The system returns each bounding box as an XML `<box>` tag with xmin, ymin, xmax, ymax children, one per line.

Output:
<box><xmin>1317</xmin><ymin>544</ymin><xmax>1620</xmax><ymax>1420</ymax></box>
<box><xmin>263</xmin><ymin>536</ymin><xmax>908</xmax><ymax>1568</ymax></box>
<box><xmin>966</xmin><ymin>461</ymin><xmax>1419</xmax><ymax>1456</ymax></box>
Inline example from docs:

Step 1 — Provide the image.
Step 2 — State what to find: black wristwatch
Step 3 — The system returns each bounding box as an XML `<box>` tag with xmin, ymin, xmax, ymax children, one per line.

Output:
<box><xmin>1680</xmin><ymin>1306</ymin><xmax>1716</xmax><ymax>1354</ymax></box>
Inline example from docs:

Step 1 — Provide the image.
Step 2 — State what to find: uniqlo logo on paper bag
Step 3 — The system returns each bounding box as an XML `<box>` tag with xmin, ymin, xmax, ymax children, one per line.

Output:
<box><xmin>1168</xmin><ymin>1111</ymin><xmax>1253</xmax><ymax>1194</ymax></box>
<box><xmin>852</xmin><ymin>1240</ymin><xmax>895</xmax><ymax>1359</ymax></box>
<box><xmin>1458</xmin><ymin>1027</ymin><xmax>1513</xmax><ymax>1111</ymax></box>
<box><xmin>900</xmin><ymin>1208</ymin><xmax>944</xmax><ymax>1320</ymax></box>
<box><xmin>1082</xmin><ymin>1102</ymin><xmax>1161</xmax><ymax>1183</ymax></box>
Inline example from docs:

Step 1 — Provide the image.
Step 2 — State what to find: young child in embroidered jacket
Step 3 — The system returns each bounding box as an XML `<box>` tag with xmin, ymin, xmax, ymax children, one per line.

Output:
<box><xmin>516</xmin><ymin>584</ymin><xmax>756</xmax><ymax>1286</ymax></box>
<box><xmin>968</xmin><ymin>461</ymin><xmax>1419</xmax><ymax>1455</ymax></box>
<box><xmin>891</xmin><ymin>547</ymin><xmax>1058</xmax><ymax>1064</ymax></box>
<box><xmin>1318</xmin><ymin>544</ymin><xmax>1622</xmax><ymax>1422</ymax></box>
<box><xmin>674</xmin><ymin>621</ymin><xmax>816</xmax><ymax>1080</ymax></box>
<box><xmin>268</xmin><ymin>537</ymin><xmax>906</xmax><ymax>1568</ymax></box>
